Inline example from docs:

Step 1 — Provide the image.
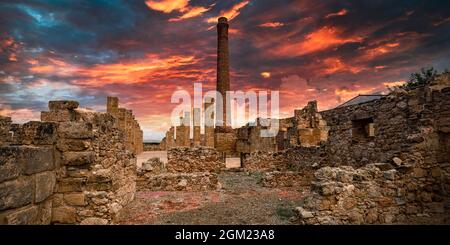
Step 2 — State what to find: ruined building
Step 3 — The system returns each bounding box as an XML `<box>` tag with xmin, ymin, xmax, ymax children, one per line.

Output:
<box><xmin>107</xmin><ymin>97</ymin><xmax>143</xmax><ymax>154</ymax></box>
<box><xmin>0</xmin><ymin>99</ymin><xmax>142</xmax><ymax>224</ymax></box>
<box><xmin>159</xmin><ymin>17</ymin><xmax>329</xmax><ymax>158</ymax></box>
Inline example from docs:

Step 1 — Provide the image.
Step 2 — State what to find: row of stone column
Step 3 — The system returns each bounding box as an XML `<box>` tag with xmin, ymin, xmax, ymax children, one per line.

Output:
<box><xmin>162</xmin><ymin>101</ymin><xmax>215</xmax><ymax>149</ymax></box>
<box><xmin>107</xmin><ymin>97</ymin><xmax>143</xmax><ymax>154</ymax></box>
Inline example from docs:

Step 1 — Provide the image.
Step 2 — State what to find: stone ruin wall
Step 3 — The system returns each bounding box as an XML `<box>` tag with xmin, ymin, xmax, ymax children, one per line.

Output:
<box><xmin>0</xmin><ymin>119</ymin><xmax>57</xmax><ymax>224</ymax></box>
<box><xmin>143</xmin><ymin>142</ymin><xmax>162</xmax><ymax>151</ymax></box>
<box><xmin>106</xmin><ymin>97</ymin><xmax>143</xmax><ymax>155</ymax></box>
<box><xmin>242</xmin><ymin>74</ymin><xmax>450</xmax><ymax>223</ymax></box>
<box><xmin>137</xmin><ymin>147</ymin><xmax>224</xmax><ymax>191</ymax></box>
<box><xmin>296</xmin><ymin>163</ymin><xmax>448</xmax><ymax>224</ymax></box>
<box><xmin>236</xmin><ymin>101</ymin><xmax>329</xmax><ymax>156</ymax></box>
<box><xmin>0</xmin><ymin>100</ymin><xmax>140</xmax><ymax>224</ymax></box>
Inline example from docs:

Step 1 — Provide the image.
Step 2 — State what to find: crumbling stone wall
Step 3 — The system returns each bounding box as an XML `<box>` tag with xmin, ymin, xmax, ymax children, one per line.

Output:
<box><xmin>320</xmin><ymin>81</ymin><xmax>449</xmax><ymax>167</ymax></box>
<box><xmin>136</xmin><ymin>148</ymin><xmax>223</xmax><ymax>191</ymax></box>
<box><xmin>107</xmin><ymin>97</ymin><xmax>143</xmax><ymax>154</ymax></box>
<box><xmin>0</xmin><ymin>121</ymin><xmax>57</xmax><ymax>224</ymax></box>
<box><xmin>244</xmin><ymin>75</ymin><xmax>450</xmax><ymax>222</ymax></box>
<box><xmin>0</xmin><ymin>116</ymin><xmax>12</xmax><ymax>146</ymax></box>
<box><xmin>242</xmin><ymin>146</ymin><xmax>327</xmax><ymax>172</ymax></box>
<box><xmin>296</xmin><ymin>163</ymin><xmax>448</xmax><ymax>224</ymax></box>
<box><xmin>42</xmin><ymin>101</ymin><xmax>136</xmax><ymax>224</ymax></box>
<box><xmin>143</xmin><ymin>142</ymin><xmax>161</xmax><ymax>151</ymax></box>
<box><xmin>166</xmin><ymin>147</ymin><xmax>225</xmax><ymax>173</ymax></box>
<box><xmin>1</xmin><ymin>100</ymin><xmax>137</xmax><ymax>225</ymax></box>
<box><xmin>214</xmin><ymin>128</ymin><xmax>237</xmax><ymax>156</ymax></box>
<box><xmin>236</xmin><ymin>119</ymin><xmax>278</xmax><ymax>154</ymax></box>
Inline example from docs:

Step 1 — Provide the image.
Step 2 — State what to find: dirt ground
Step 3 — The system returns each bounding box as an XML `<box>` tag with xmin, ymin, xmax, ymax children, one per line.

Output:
<box><xmin>114</xmin><ymin>171</ymin><xmax>304</xmax><ymax>224</ymax></box>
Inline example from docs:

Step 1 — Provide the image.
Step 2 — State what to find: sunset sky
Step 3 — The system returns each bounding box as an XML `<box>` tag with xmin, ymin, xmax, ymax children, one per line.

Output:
<box><xmin>1</xmin><ymin>0</ymin><xmax>450</xmax><ymax>141</ymax></box>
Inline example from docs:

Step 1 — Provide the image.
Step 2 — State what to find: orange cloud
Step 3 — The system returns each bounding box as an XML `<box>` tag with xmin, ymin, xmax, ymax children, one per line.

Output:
<box><xmin>28</xmin><ymin>54</ymin><xmax>206</xmax><ymax>86</ymax></box>
<box><xmin>1</xmin><ymin>35</ymin><xmax>20</xmax><ymax>62</ymax></box>
<box><xmin>325</xmin><ymin>9</ymin><xmax>348</xmax><ymax>18</ymax></box>
<box><xmin>259</xmin><ymin>22</ymin><xmax>284</xmax><ymax>28</ymax></box>
<box><xmin>169</xmin><ymin>5</ymin><xmax>212</xmax><ymax>22</ymax></box>
<box><xmin>363</xmin><ymin>42</ymin><xmax>400</xmax><ymax>59</ymax></box>
<box><xmin>261</xmin><ymin>72</ymin><xmax>271</xmax><ymax>78</ymax></box>
<box><xmin>146</xmin><ymin>0</ymin><xmax>212</xmax><ymax>21</ymax></box>
<box><xmin>30</xmin><ymin>57</ymin><xmax>77</xmax><ymax>76</ymax></box>
<box><xmin>145</xmin><ymin>0</ymin><xmax>188</xmax><ymax>13</ymax></box>
<box><xmin>322</xmin><ymin>57</ymin><xmax>364</xmax><ymax>74</ymax></box>
<box><xmin>206</xmin><ymin>1</ymin><xmax>250</xmax><ymax>23</ymax></box>
<box><xmin>0</xmin><ymin>107</ymin><xmax>40</xmax><ymax>124</ymax></box>
<box><xmin>272</xmin><ymin>26</ymin><xmax>362</xmax><ymax>57</ymax></box>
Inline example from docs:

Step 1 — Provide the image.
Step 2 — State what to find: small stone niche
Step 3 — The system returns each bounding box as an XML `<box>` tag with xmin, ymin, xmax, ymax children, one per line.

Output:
<box><xmin>351</xmin><ymin>118</ymin><xmax>375</xmax><ymax>142</ymax></box>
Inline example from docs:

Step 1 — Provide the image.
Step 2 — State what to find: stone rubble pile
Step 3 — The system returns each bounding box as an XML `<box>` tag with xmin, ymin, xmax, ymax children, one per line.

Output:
<box><xmin>137</xmin><ymin>172</ymin><xmax>220</xmax><ymax>191</ymax></box>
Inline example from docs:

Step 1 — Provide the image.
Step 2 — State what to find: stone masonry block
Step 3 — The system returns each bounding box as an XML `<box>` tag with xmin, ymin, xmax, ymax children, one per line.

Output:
<box><xmin>63</xmin><ymin>193</ymin><xmax>86</xmax><ymax>206</ymax></box>
<box><xmin>0</xmin><ymin>177</ymin><xmax>34</xmax><ymax>211</ymax></box>
<box><xmin>41</xmin><ymin>110</ymin><xmax>78</xmax><ymax>122</ymax></box>
<box><xmin>51</xmin><ymin>206</ymin><xmax>77</xmax><ymax>224</ymax></box>
<box><xmin>58</xmin><ymin>122</ymin><xmax>93</xmax><ymax>139</ymax></box>
<box><xmin>56</xmin><ymin>139</ymin><xmax>91</xmax><ymax>152</ymax></box>
<box><xmin>21</xmin><ymin>146</ymin><xmax>55</xmax><ymax>175</ymax></box>
<box><xmin>56</xmin><ymin>178</ymin><xmax>86</xmax><ymax>193</ymax></box>
<box><xmin>0</xmin><ymin>147</ymin><xmax>22</xmax><ymax>183</ymax></box>
<box><xmin>4</xmin><ymin>205</ymin><xmax>38</xmax><ymax>224</ymax></box>
<box><xmin>1</xmin><ymin>146</ymin><xmax>55</xmax><ymax>176</ymax></box>
<box><xmin>63</xmin><ymin>151</ymin><xmax>95</xmax><ymax>166</ymax></box>
<box><xmin>48</xmin><ymin>101</ymin><xmax>79</xmax><ymax>111</ymax></box>
<box><xmin>35</xmin><ymin>171</ymin><xmax>56</xmax><ymax>203</ymax></box>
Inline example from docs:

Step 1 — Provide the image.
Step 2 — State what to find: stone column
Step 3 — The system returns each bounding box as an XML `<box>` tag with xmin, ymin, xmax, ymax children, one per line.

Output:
<box><xmin>204</xmin><ymin>100</ymin><xmax>215</xmax><ymax>147</ymax></box>
<box><xmin>216</xmin><ymin>17</ymin><xmax>231</xmax><ymax>128</ymax></box>
<box><xmin>106</xmin><ymin>97</ymin><xmax>119</xmax><ymax>116</ymax></box>
<box><xmin>193</xmin><ymin>108</ymin><xmax>201</xmax><ymax>147</ymax></box>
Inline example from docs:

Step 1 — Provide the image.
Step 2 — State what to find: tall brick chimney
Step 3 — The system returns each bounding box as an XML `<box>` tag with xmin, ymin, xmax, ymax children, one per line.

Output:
<box><xmin>216</xmin><ymin>17</ymin><xmax>231</xmax><ymax>128</ymax></box>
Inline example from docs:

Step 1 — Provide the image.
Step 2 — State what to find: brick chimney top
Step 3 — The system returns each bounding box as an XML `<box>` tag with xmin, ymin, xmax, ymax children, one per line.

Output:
<box><xmin>218</xmin><ymin>17</ymin><xmax>228</xmax><ymax>24</ymax></box>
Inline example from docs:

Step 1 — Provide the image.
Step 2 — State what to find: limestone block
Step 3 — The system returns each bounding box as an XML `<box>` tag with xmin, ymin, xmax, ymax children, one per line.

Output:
<box><xmin>41</xmin><ymin>110</ymin><xmax>78</xmax><ymax>122</ymax></box>
<box><xmin>56</xmin><ymin>139</ymin><xmax>90</xmax><ymax>152</ymax></box>
<box><xmin>86</xmin><ymin>181</ymin><xmax>112</xmax><ymax>191</ymax></box>
<box><xmin>0</xmin><ymin>177</ymin><xmax>34</xmax><ymax>211</ymax></box>
<box><xmin>56</xmin><ymin>178</ymin><xmax>86</xmax><ymax>193</ymax></box>
<box><xmin>37</xmin><ymin>198</ymin><xmax>52</xmax><ymax>224</ymax></box>
<box><xmin>80</xmin><ymin>217</ymin><xmax>108</xmax><ymax>225</ymax></box>
<box><xmin>63</xmin><ymin>151</ymin><xmax>95</xmax><ymax>166</ymax></box>
<box><xmin>0</xmin><ymin>147</ymin><xmax>22</xmax><ymax>182</ymax></box>
<box><xmin>35</xmin><ymin>171</ymin><xmax>56</xmax><ymax>203</ymax></box>
<box><xmin>58</xmin><ymin>122</ymin><xmax>93</xmax><ymax>139</ymax></box>
<box><xmin>63</xmin><ymin>193</ymin><xmax>86</xmax><ymax>206</ymax></box>
<box><xmin>52</xmin><ymin>206</ymin><xmax>77</xmax><ymax>224</ymax></box>
<box><xmin>0</xmin><ymin>146</ymin><xmax>54</xmax><ymax>177</ymax></box>
<box><xmin>11</xmin><ymin>121</ymin><xmax>57</xmax><ymax>145</ymax></box>
<box><xmin>4</xmin><ymin>205</ymin><xmax>38</xmax><ymax>224</ymax></box>
<box><xmin>21</xmin><ymin>146</ymin><xmax>55</xmax><ymax>175</ymax></box>
<box><xmin>48</xmin><ymin>101</ymin><xmax>79</xmax><ymax>111</ymax></box>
